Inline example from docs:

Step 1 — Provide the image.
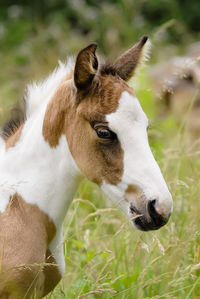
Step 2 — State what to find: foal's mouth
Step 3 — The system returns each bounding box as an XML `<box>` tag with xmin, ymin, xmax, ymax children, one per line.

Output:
<box><xmin>129</xmin><ymin>202</ymin><xmax>169</xmax><ymax>231</ymax></box>
<box><xmin>129</xmin><ymin>204</ymin><xmax>143</xmax><ymax>220</ymax></box>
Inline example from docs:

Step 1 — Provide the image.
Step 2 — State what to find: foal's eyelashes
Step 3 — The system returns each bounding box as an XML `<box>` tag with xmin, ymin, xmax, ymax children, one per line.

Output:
<box><xmin>91</xmin><ymin>122</ymin><xmax>117</xmax><ymax>140</ymax></box>
<box><xmin>95</xmin><ymin>126</ymin><xmax>116</xmax><ymax>140</ymax></box>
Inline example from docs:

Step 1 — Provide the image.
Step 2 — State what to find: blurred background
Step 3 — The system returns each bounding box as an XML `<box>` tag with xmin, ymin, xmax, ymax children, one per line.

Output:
<box><xmin>0</xmin><ymin>0</ymin><xmax>200</xmax><ymax>120</ymax></box>
<box><xmin>1</xmin><ymin>1</ymin><xmax>200</xmax><ymax>298</ymax></box>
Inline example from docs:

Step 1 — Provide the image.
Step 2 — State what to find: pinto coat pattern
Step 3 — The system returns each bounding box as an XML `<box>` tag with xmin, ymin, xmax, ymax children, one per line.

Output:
<box><xmin>0</xmin><ymin>37</ymin><xmax>172</xmax><ymax>298</ymax></box>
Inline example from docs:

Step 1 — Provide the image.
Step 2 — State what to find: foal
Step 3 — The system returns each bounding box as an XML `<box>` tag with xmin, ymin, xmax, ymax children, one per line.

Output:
<box><xmin>0</xmin><ymin>36</ymin><xmax>172</xmax><ymax>298</ymax></box>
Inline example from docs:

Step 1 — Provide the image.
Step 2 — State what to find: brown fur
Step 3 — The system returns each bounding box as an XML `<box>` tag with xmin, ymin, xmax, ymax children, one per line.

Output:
<box><xmin>66</xmin><ymin>75</ymin><xmax>131</xmax><ymax>185</ymax></box>
<box><xmin>0</xmin><ymin>193</ymin><xmax>60</xmax><ymax>298</ymax></box>
<box><xmin>114</xmin><ymin>36</ymin><xmax>148</xmax><ymax>80</ymax></box>
<box><xmin>74</xmin><ymin>43</ymin><xmax>98</xmax><ymax>89</ymax></box>
<box><xmin>5</xmin><ymin>124</ymin><xmax>24</xmax><ymax>150</ymax></box>
<box><xmin>43</xmin><ymin>73</ymin><xmax>135</xmax><ymax>185</ymax></box>
<box><xmin>42</xmin><ymin>80</ymin><xmax>72</xmax><ymax>148</ymax></box>
<box><xmin>42</xmin><ymin>249</ymin><xmax>61</xmax><ymax>297</ymax></box>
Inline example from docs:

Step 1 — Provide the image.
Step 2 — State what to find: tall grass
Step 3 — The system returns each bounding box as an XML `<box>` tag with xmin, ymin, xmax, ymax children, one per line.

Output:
<box><xmin>0</xmin><ymin>49</ymin><xmax>200</xmax><ymax>299</ymax></box>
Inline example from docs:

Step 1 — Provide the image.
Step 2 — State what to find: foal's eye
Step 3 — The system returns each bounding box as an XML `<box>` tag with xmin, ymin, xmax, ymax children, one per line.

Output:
<box><xmin>95</xmin><ymin>127</ymin><xmax>116</xmax><ymax>140</ymax></box>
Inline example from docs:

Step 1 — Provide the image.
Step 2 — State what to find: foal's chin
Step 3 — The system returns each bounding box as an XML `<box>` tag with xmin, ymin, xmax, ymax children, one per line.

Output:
<box><xmin>131</xmin><ymin>215</ymin><xmax>169</xmax><ymax>231</ymax></box>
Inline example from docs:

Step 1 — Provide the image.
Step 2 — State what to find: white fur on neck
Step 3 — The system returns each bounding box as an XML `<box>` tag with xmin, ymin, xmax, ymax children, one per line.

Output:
<box><xmin>0</xmin><ymin>106</ymin><xmax>82</xmax><ymax>274</ymax></box>
<box><xmin>0</xmin><ymin>119</ymin><xmax>82</xmax><ymax>226</ymax></box>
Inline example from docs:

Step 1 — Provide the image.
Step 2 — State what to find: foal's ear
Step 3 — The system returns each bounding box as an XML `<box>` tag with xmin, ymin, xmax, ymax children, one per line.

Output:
<box><xmin>114</xmin><ymin>36</ymin><xmax>150</xmax><ymax>81</ymax></box>
<box><xmin>74</xmin><ymin>43</ymin><xmax>98</xmax><ymax>90</ymax></box>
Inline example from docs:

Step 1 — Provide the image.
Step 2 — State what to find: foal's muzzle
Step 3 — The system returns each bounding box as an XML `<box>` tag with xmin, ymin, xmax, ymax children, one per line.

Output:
<box><xmin>130</xmin><ymin>199</ymin><xmax>171</xmax><ymax>231</ymax></box>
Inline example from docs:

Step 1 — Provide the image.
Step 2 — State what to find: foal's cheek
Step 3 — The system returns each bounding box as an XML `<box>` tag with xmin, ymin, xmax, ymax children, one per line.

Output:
<box><xmin>94</xmin><ymin>143</ymin><xmax>124</xmax><ymax>185</ymax></box>
<box><xmin>68</xmin><ymin>134</ymin><xmax>103</xmax><ymax>184</ymax></box>
<box><xmin>67</xmin><ymin>118</ymin><xmax>123</xmax><ymax>185</ymax></box>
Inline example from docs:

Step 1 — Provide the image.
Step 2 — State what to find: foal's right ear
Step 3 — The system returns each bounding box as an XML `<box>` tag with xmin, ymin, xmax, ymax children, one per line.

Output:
<box><xmin>74</xmin><ymin>43</ymin><xmax>98</xmax><ymax>90</ymax></box>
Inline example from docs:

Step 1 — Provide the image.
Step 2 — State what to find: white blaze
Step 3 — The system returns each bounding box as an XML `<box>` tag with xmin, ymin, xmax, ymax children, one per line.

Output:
<box><xmin>103</xmin><ymin>91</ymin><xmax>172</xmax><ymax>216</ymax></box>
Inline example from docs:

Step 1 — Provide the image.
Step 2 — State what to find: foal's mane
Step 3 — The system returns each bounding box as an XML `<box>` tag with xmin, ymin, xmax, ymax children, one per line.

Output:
<box><xmin>1</xmin><ymin>101</ymin><xmax>25</xmax><ymax>140</ymax></box>
<box><xmin>1</xmin><ymin>58</ymin><xmax>75</xmax><ymax>141</ymax></box>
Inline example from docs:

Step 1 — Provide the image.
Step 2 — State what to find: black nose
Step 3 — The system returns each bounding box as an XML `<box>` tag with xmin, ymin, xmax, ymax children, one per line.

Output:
<box><xmin>133</xmin><ymin>199</ymin><xmax>169</xmax><ymax>231</ymax></box>
<box><xmin>148</xmin><ymin>199</ymin><xmax>168</xmax><ymax>226</ymax></box>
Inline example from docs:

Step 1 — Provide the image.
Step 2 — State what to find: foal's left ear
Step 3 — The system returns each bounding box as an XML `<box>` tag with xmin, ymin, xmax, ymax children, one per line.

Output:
<box><xmin>74</xmin><ymin>43</ymin><xmax>98</xmax><ymax>90</ymax></box>
<box><xmin>114</xmin><ymin>36</ymin><xmax>150</xmax><ymax>81</ymax></box>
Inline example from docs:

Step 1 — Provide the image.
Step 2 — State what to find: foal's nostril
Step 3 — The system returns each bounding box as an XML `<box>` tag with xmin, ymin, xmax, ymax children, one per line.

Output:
<box><xmin>132</xmin><ymin>199</ymin><xmax>171</xmax><ymax>231</ymax></box>
<box><xmin>148</xmin><ymin>199</ymin><xmax>168</xmax><ymax>227</ymax></box>
<box><xmin>148</xmin><ymin>199</ymin><xmax>157</xmax><ymax>216</ymax></box>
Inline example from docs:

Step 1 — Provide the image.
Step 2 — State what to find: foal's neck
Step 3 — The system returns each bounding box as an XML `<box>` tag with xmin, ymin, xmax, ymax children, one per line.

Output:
<box><xmin>2</xmin><ymin>107</ymin><xmax>82</xmax><ymax>228</ymax></box>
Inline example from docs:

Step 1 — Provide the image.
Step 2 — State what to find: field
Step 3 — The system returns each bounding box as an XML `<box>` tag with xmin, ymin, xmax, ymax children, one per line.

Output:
<box><xmin>0</xmin><ymin>4</ymin><xmax>200</xmax><ymax>296</ymax></box>
<box><xmin>1</xmin><ymin>48</ymin><xmax>200</xmax><ymax>299</ymax></box>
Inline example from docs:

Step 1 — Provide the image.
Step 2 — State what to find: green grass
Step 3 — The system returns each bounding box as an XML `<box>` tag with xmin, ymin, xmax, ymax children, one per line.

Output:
<box><xmin>1</xmin><ymin>51</ymin><xmax>200</xmax><ymax>299</ymax></box>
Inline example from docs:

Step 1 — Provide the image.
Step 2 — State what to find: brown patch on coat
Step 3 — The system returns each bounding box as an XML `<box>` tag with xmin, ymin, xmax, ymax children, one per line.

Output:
<box><xmin>0</xmin><ymin>193</ymin><xmax>60</xmax><ymax>298</ymax></box>
<box><xmin>125</xmin><ymin>184</ymin><xmax>143</xmax><ymax>205</ymax></box>
<box><xmin>66</xmin><ymin>75</ymin><xmax>131</xmax><ymax>185</ymax></box>
<box><xmin>43</xmin><ymin>72</ymin><xmax>135</xmax><ymax>185</ymax></box>
<box><xmin>126</xmin><ymin>184</ymin><xmax>141</xmax><ymax>196</ymax></box>
<box><xmin>5</xmin><ymin>123</ymin><xmax>24</xmax><ymax>150</ymax></box>
<box><xmin>43</xmin><ymin>80</ymin><xmax>72</xmax><ymax>148</ymax></box>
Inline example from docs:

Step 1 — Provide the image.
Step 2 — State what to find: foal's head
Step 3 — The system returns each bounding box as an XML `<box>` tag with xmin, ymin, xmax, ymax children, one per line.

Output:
<box><xmin>44</xmin><ymin>36</ymin><xmax>173</xmax><ymax>231</ymax></box>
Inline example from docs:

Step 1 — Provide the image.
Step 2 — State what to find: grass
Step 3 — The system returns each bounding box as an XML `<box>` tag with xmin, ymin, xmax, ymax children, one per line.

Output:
<box><xmin>1</xmin><ymin>48</ymin><xmax>200</xmax><ymax>299</ymax></box>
